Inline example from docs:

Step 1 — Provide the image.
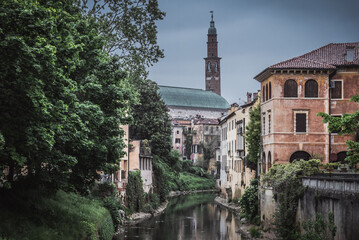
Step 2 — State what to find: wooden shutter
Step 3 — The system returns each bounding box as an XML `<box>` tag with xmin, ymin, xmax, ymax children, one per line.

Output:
<box><xmin>305</xmin><ymin>80</ymin><xmax>318</xmax><ymax>98</ymax></box>
<box><xmin>296</xmin><ymin>113</ymin><xmax>306</xmax><ymax>132</ymax></box>
<box><xmin>284</xmin><ymin>80</ymin><xmax>298</xmax><ymax>97</ymax></box>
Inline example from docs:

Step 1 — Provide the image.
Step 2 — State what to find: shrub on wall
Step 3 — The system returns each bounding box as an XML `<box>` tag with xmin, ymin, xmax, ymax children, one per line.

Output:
<box><xmin>262</xmin><ymin>159</ymin><xmax>322</xmax><ymax>240</ymax></box>
<box><xmin>239</xmin><ymin>178</ymin><xmax>259</xmax><ymax>225</ymax></box>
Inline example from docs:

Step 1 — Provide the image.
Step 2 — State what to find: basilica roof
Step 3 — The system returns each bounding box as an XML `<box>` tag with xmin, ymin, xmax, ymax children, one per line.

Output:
<box><xmin>158</xmin><ymin>85</ymin><xmax>229</xmax><ymax>110</ymax></box>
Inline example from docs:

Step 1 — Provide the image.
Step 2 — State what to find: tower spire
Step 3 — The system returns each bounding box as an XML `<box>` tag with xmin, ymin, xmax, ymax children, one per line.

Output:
<box><xmin>208</xmin><ymin>11</ymin><xmax>216</xmax><ymax>35</ymax></box>
<box><xmin>205</xmin><ymin>11</ymin><xmax>221</xmax><ymax>95</ymax></box>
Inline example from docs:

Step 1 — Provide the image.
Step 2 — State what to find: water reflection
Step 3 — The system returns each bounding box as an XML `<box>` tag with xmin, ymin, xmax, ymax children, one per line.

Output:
<box><xmin>121</xmin><ymin>193</ymin><xmax>241</xmax><ymax>240</ymax></box>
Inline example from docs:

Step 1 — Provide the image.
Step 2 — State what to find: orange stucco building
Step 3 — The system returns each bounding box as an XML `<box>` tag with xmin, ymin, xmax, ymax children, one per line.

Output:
<box><xmin>255</xmin><ymin>42</ymin><xmax>359</xmax><ymax>172</ymax></box>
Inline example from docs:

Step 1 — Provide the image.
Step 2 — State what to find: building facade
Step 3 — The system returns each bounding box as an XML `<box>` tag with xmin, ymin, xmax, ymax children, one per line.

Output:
<box><xmin>255</xmin><ymin>42</ymin><xmax>359</xmax><ymax>171</ymax></box>
<box><xmin>218</xmin><ymin>93</ymin><xmax>260</xmax><ymax>199</ymax></box>
<box><xmin>158</xmin><ymin>85</ymin><xmax>229</xmax><ymax>160</ymax></box>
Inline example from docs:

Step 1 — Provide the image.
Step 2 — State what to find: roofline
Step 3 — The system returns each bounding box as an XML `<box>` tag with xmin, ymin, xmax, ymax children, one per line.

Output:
<box><xmin>158</xmin><ymin>85</ymin><xmax>205</xmax><ymax>91</ymax></box>
<box><xmin>254</xmin><ymin>67</ymin><xmax>337</xmax><ymax>82</ymax></box>
<box><xmin>167</xmin><ymin>105</ymin><xmax>228</xmax><ymax>111</ymax></box>
<box><xmin>254</xmin><ymin>42</ymin><xmax>359</xmax><ymax>82</ymax></box>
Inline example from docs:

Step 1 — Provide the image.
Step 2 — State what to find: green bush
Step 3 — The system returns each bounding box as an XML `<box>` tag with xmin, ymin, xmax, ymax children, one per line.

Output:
<box><xmin>249</xmin><ymin>226</ymin><xmax>262</xmax><ymax>238</ymax></box>
<box><xmin>178</xmin><ymin>172</ymin><xmax>215</xmax><ymax>191</ymax></box>
<box><xmin>239</xmin><ymin>178</ymin><xmax>259</xmax><ymax>225</ymax></box>
<box><xmin>0</xmin><ymin>189</ymin><xmax>114</xmax><ymax>240</ymax></box>
<box><xmin>263</xmin><ymin>159</ymin><xmax>322</xmax><ymax>240</ymax></box>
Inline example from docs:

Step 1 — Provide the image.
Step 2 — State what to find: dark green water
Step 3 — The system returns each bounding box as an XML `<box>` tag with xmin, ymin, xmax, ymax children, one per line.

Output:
<box><xmin>120</xmin><ymin>193</ymin><xmax>242</xmax><ymax>240</ymax></box>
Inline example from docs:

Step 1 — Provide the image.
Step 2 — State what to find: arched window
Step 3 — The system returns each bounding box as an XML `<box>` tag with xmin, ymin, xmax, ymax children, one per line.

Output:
<box><xmin>269</xmin><ymin>82</ymin><xmax>272</xmax><ymax>99</ymax></box>
<box><xmin>207</xmin><ymin>62</ymin><xmax>211</xmax><ymax>72</ymax></box>
<box><xmin>290</xmin><ymin>151</ymin><xmax>311</xmax><ymax>162</ymax></box>
<box><xmin>263</xmin><ymin>86</ymin><xmax>265</xmax><ymax>102</ymax></box>
<box><xmin>305</xmin><ymin>80</ymin><xmax>318</xmax><ymax>98</ymax></box>
<box><xmin>284</xmin><ymin>79</ymin><xmax>298</xmax><ymax>97</ymax></box>
<box><xmin>215</xmin><ymin>62</ymin><xmax>218</xmax><ymax>72</ymax></box>
<box><xmin>268</xmin><ymin>151</ymin><xmax>272</xmax><ymax>170</ymax></box>
<box><xmin>262</xmin><ymin>152</ymin><xmax>266</xmax><ymax>174</ymax></box>
<box><xmin>266</xmin><ymin>83</ymin><xmax>269</xmax><ymax>101</ymax></box>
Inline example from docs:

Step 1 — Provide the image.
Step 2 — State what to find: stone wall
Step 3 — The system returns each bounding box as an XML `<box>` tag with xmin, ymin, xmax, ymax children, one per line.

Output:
<box><xmin>260</xmin><ymin>186</ymin><xmax>276</xmax><ymax>229</ymax></box>
<box><xmin>298</xmin><ymin>174</ymin><xmax>359</xmax><ymax>240</ymax></box>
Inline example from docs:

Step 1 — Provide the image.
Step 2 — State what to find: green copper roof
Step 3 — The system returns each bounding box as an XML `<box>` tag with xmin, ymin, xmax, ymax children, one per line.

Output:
<box><xmin>158</xmin><ymin>85</ymin><xmax>229</xmax><ymax>110</ymax></box>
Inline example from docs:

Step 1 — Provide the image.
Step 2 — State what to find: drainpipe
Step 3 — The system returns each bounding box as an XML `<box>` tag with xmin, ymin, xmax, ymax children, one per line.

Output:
<box><xmin>328</xmin><ymin>70</ymin><xmax>336</xmax><ymax>163</ymax></box>
<box><xmin>328</xmin><ymin>73</ymin><xmax>331</xmax><ymax>163</ymax></box>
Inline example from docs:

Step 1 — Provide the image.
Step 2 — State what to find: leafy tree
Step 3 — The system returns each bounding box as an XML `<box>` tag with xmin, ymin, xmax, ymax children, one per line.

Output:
<box><xmin>77</xmin><ymin>0</ymin><xmax>165</xmax><ymax>76</ymax></box>
<box><xmin>184</xmin><ymin>130</ymin><xmax>193</xmax><ymax>160</ymax></box>
<box><xmin>0</xmin><ymin>0</ymin><xmax>136</xmax><ymax>191</ymax></box>
<box><xmin>129</xmin><ymin>79</ymin><xmax>172</xmax><ymax>159</ymax></box>
<box><xmin>245</xmin><ymin>104</ymin><xmax>261</xmax><ymax>171</ymax></box>
<box><xmin>126</xmin><ymin>170</ymin><xmax>145</xmax><ymax>212</ymax></box>
<box><xmin>318</xmin><ymin>95</ymin><xmax>359</xmax><ymax>166</ymax></box>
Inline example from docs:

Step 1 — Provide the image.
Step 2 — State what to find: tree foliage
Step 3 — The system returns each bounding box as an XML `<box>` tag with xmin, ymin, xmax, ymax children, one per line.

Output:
<box><xmin>126</xmin><ymin>170</ymin><xmax>145</xmax><ymax>212</ymax></box>
<box><xmin>77</xmin><ymin>0</ymin><xmax>165</xmax><ymax>76</ymax></box>
<box><xmin>129</xmin><ymin>79</ymin><xmax>172</xmax><ymax>159</ymax></box>
<box><xmin>317</xmin><ymin>95</ymin><xmax>359</xmax><ymax>166</ymax></box>
<box><xmin>239</xmin><ymin>178</ymin><xmax>259</xmax><ymax>224</ymax></box>
<box><xmin>0</xmin><ymin>0</ymin><xmax>136</xmax><ymax>192</ymax></box>
<box><xmin>245</xmin><ymin>104</ymin><xmax>261</xmax><ymax>170</ymax></box>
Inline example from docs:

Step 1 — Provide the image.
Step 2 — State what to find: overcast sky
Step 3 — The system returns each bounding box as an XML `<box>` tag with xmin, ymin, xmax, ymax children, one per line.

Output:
<box><xmin>148</xmin><ymin>0</ymin><xmax>359</xmax><ymax>104</ymax></box>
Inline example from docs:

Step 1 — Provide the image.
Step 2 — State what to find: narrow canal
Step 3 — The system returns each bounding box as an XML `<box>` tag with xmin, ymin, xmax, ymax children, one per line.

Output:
<box><xmin>120</xmin><ymin>193</ymin><xmax>242</xmax><ymax>240</ymax></box>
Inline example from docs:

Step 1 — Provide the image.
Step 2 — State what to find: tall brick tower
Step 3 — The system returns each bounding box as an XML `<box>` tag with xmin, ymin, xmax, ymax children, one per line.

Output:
<box><xmin>205</xmin><ymin>11</ymin><xmax>221</xmax><ymax>96</ymax></box>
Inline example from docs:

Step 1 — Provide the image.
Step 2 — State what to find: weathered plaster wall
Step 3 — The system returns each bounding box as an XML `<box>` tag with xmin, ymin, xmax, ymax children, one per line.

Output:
<box><xmin>298</xmin><ymin>174</ymin><xmax>359</xmax><ymax>240</ymax></box>
<box><xmin>260</xmin><ymin>186</ymin><xmax>276</xmax><ymax>229</ymax></box>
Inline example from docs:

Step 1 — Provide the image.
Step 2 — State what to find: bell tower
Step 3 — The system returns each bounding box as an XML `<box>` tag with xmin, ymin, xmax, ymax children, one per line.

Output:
<box><xmin>205</xmin><ymin>11</ymin><xmax>221</xmax><ymax>96</ymax></box>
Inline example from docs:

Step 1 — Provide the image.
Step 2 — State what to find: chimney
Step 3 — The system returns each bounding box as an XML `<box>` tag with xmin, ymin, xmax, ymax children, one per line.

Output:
<box><xmin>246</xmin><ymin>92</ymin><xmax>252</xmax><ymax>103</ymax></box>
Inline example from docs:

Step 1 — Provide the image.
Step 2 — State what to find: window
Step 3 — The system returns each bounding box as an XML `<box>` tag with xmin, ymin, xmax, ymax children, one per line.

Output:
<box><xmin>176</xmin><ymin>130</ymin><xmax>179</xmax><ymax>134</ymax></box>
<box><xmin>295</xmin><ymin>113</ymin><xmax>307</xmax><ymax>133</ymax></box>
<box><xmin>346</xmin><ymin>48</ymin><xmax>354</xmax><ymax>62</ymax></box>
<box><xmin>263</xmin><ymin>86</ymin><xmax>265</xmax><ymax>102</ymax></box>
<box><xmin>268</xmin><ymin>114</ymin><xmax>271</xmax><ymax>134</ymax></box>
<box><xmin>284</xmin><ymin>79</ymin><xmax>298</xmax><ymax>97</ymax></box>
<box><xmin>269</xmin><ymin>82</ymin><xmax>272</xmax><ymax>99</ymax></box>
<box><xmin>331</xmin><ymin>80</ymin><xmax>342</xmax><ymax>99</ymax></box>
<box><xmin>175</xmin><ymin>138</ymin><xmax>180</xmax><ymax>144</ymax></box>
<box><xmin>262</xmin><ymin>116</ymin><xmax>265</xmax><ymax>135</ymax></box>
<box><xmin>207</xmin><ymin>62</ymin><xmax>211</xmax><ymax>72</ymax></box>
<box><xmin>262</xmin><ymin>152</ymin><xmax>266</xmax><ymax>174</ymax></box>
<box><xmin>215</xmin><ymin>62</ymin><xmax>218</xmax><ymax>72</ymax></box>
<box><xmin>305</xmin><ymin>80</ymin><xmax>318</xmax><ymax>98</ymax></box>
<box><xmin>266</xmin><ymin>83</ymin><xmax>269</xmax><ymax>101</ymax></box>
<box><xmin>267</xmin><ymin>152</ymin><xmax>272</xmax><ymax>170</ymax></box>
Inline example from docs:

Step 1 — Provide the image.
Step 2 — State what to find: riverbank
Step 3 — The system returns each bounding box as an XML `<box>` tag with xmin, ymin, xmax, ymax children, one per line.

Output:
<box><xmin>214</xmin><ymin>196</ymin><xmax>276</xmax><ymax>240</ymax></box>
<box><xmin>113</xmin><ymin>189</ymin><xmax>218</xmax><ymax>238</ymax></box>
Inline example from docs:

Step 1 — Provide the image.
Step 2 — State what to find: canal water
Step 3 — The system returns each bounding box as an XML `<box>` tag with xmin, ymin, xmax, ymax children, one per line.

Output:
<box><xmin>121</xmin><ymin>193</ymin><xmax>242</xmax><ymax>240</ymax></box>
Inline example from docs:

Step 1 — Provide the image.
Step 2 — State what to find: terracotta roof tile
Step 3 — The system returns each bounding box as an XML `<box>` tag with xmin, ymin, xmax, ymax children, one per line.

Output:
<box><xmin>255</xmin><ymin>42</ymin><xmax>359</xmax><ymax>81</ymax></box>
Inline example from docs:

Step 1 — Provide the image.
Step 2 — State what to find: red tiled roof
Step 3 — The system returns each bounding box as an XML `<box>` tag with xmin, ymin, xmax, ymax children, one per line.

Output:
<box><xmin>255</xmin><ymin>42</ymin><xmax>359</xmax><ymax>81</ymax></box>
